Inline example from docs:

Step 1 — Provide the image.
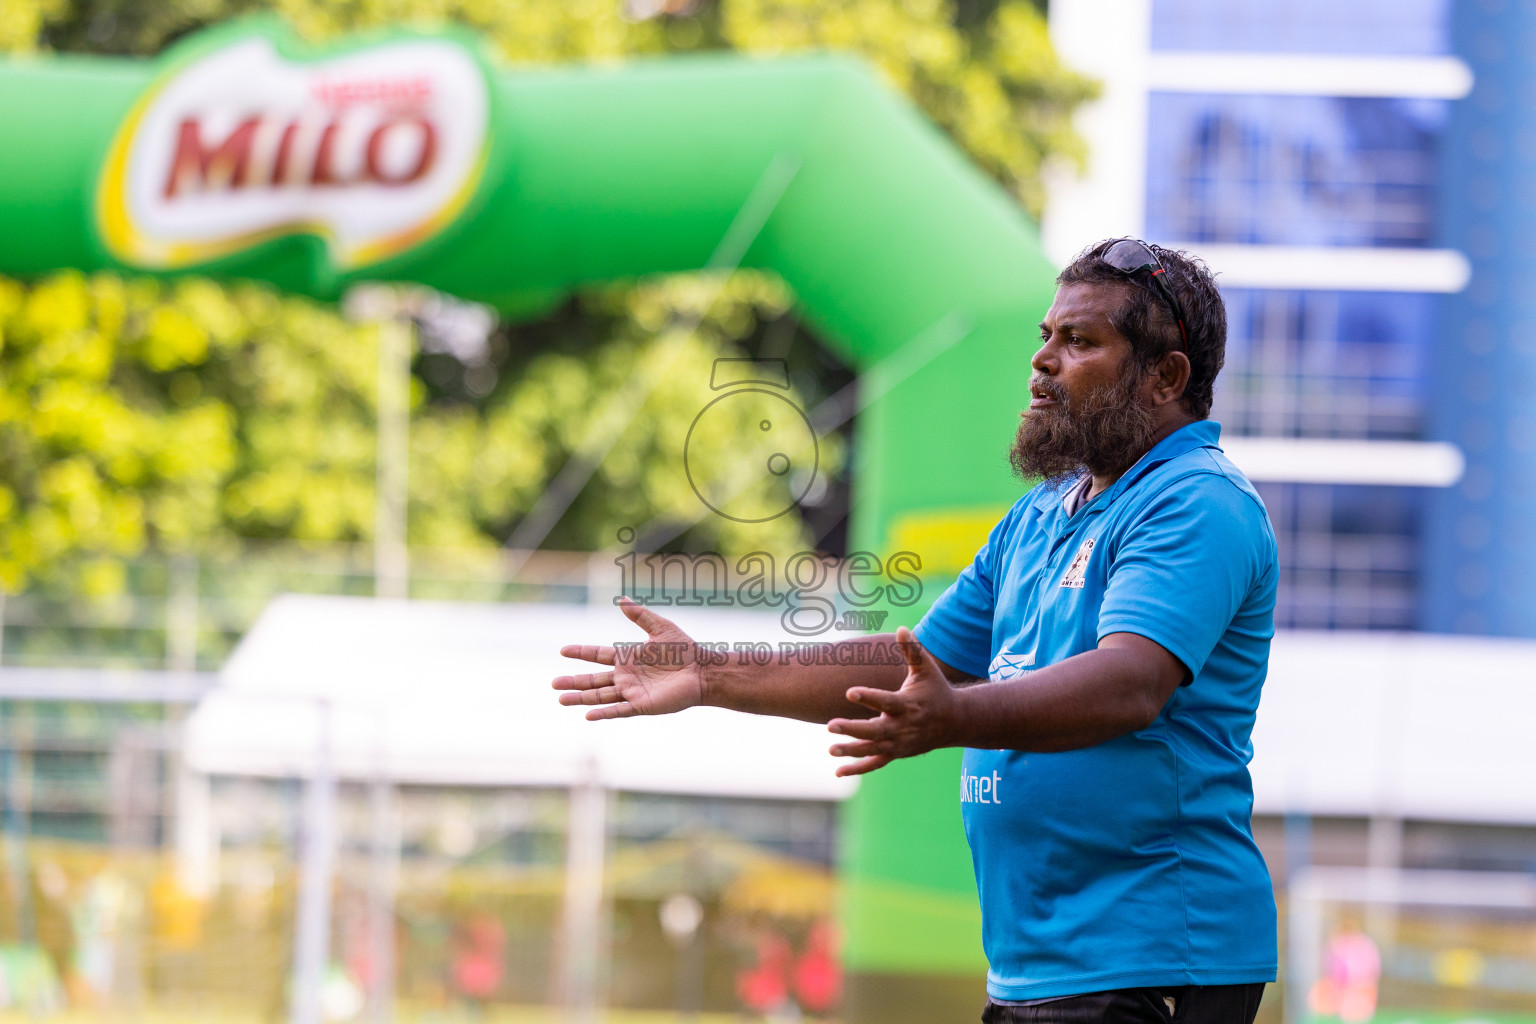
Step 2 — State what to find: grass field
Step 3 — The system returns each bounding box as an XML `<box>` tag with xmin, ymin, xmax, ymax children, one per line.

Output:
<box><xmin>0</xmin><ymin>1007</ymin><xmax>783</xmax><ymax>1024</ymax></box>
<box><xmin>1308</xmin><ymin>1015</ymin><xmax>1536</xmax><ymax>1024</ymax></box>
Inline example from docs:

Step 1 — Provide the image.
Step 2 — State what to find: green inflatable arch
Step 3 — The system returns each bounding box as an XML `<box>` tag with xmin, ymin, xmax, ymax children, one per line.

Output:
<box><xmin>0</xmin><ymin>20</ymin><xmax>1060</xmax><ymax>1020</ymax></box>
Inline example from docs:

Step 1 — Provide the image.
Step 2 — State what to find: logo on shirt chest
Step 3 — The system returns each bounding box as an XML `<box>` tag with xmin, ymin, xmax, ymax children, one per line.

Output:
<box><xmin>1059</xmin><ymin>537</ymin><xmax>1095</xmax><ymax>589</ymax></box>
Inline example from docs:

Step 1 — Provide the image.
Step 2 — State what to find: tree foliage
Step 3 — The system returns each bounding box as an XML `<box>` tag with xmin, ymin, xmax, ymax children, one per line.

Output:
<box><xmin>0</xmin><ymin>0</ymin><xmax>1093</xmax><ymax>590</ymax></box>
<box><xmin>0</xmin><ymin>270</ymin><xmax>830</xmax><ymax>590</ymax></box>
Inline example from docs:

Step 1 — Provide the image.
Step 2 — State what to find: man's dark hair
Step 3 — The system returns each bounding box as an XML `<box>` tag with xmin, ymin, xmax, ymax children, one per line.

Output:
<box><xmin>1056</xmin><ymin>239</ymin><xmax>1225</xmax><ymax>419</ymax></box>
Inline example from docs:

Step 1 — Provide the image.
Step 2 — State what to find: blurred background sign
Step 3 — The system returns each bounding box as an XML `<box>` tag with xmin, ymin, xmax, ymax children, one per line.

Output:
<box><xmin>96</xmin><ymin>21</ymin><xmax>493</xmax><ymax>274</ymax></box>
<box><xmin>5</xmin><ymin>0</ymin><xmax>1536</xmax><ymax>1023</ymax></box>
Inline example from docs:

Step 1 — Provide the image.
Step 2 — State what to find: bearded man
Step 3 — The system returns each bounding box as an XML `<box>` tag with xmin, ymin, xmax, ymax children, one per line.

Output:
<box><xmin>554</xmin><ymin>239</ymin><xmax>1278</xmax><ymax>1023</ymax></box>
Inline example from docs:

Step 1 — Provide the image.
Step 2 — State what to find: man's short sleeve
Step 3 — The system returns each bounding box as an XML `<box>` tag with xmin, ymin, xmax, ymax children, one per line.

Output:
<box><xmin>914</xmin><ymin>510</ymin><xmax>1014</xmax><ymax>680</ymax></box>
<box><xmin>1097</xmin><ymin>474</ymin><xmax>1274</xmax><ymax>680</ymax></box>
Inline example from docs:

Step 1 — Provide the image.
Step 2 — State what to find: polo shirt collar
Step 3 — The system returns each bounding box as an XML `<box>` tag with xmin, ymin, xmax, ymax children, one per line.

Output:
<box><xmin>1100</xmin><ymin>419</ymin><xmax>1222</xmax><ymax>506</ymax></box>
<box><xmin>1027</xmin><ymin>419</ymin><xmax>1223</xmax><ymax>516</ymax></box>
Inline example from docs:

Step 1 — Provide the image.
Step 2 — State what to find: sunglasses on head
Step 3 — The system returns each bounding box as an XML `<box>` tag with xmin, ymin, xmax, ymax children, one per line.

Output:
<box><xmin>1099</xmin><ymin>239</ymin><xmax>1188</xmax><ymax>352</ymax></box>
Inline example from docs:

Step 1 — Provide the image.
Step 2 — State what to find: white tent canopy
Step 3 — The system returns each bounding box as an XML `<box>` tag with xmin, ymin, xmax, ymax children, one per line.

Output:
<box><xmin>1250</xmin><ymin>629</ymin><xmax>1536</xmax><ymax>825</ymax></box>
<box><xmin>186</xmin><ymin>594</ymin><xmax>863</xmax><ymax>801</ymax></box>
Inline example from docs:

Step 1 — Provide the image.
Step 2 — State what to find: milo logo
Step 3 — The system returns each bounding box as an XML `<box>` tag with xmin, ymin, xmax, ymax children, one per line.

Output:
<box><xmin>96</xmin><ymin>27</ymin><xmax>490</xmax><ymax>271</ymax></box>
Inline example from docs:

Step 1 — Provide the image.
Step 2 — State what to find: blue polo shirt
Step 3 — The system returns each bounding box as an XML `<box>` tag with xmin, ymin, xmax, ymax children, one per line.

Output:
<box><xmin>915</xmin><ymin>420</ymin><xmax>1278</xmax><ymax>1000</ymax></box>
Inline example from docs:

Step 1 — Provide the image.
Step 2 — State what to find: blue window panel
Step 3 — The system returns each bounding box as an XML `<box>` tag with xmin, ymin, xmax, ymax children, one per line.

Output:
<box><xmin>1214</xmin><ymin>289</ymin><xmax>1434</xmax><ymax>440</ymax></box>
<box><xmin>1256</xmin><ymin>483</ymin><xmax>1423</xmax><ymax>630</ymax></box>
<box><xmin>1213</xmin><ymin>289</ymin><xmax>1432</xmax><ymax>629</ymax></box>
<box><xmin>1151</xmin><ymin>0</ymin><xmax>1451</xmax><ymax>56</ymax></box>
<box><xmin>1147</xmin><ymin>94</ymin><xmax>1448</xmax><ymax>248</ymax></box>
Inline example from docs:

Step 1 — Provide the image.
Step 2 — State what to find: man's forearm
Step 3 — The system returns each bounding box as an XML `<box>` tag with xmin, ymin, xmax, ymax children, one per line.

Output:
<box><xmin>948</xmin><ymin>646</ymin><xmax>1174</xmax><ymax>752</ymax></box>
<box><xmin>703</xmin><ymin>634</ymin><xmax>911</xmax><ymax>724</ymax></box>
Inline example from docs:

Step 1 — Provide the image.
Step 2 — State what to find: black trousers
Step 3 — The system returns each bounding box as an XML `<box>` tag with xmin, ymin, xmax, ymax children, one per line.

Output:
<box><xmin>981</xmin><ymin>984</ymin><xmax>1265</xmax><ymax>1024</ymax></box>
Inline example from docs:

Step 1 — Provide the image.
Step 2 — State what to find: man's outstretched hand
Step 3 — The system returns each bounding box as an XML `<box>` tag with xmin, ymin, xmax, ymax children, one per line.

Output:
<box><xmin>553</xmin><ymin>597</ymin><xmax>706</xmax><ymax>720</ymax></box>
<box><xmin>827</xmin><ymin>626</ymin><xmax>961</xmax><ymax>777</ymax></box>
<box><xmin>556</xmin><ymin>610</ymin><xmax>966</xmax><ymax>776</ymax></box>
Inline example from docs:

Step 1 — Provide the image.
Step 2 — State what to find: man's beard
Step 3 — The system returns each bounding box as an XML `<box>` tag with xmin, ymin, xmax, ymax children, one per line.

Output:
<box><xmin>1009</xmin><ymin>357</ymin><xmax>1161</xmax><ymax>487</ymax></box>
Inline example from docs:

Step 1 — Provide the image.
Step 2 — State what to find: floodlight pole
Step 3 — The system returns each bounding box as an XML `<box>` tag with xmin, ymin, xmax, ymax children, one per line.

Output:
<box><xmin>375</xmin><ymin>317</ymin><xmax>412</xmax><ymax>600</ymax></box>
<box><xmin>165</xmin><ymin>553</ymin><xmax>200</xmax><ymax>672</ymax></box>
<box><xmin>172</xmin><ymin>764</ymin><xmax>216</xmax><ymax>897</ymax></box>
<box><xmin>351</xmin><ymin>282</ymin><xmax>494</xmax><ymax>601</ymax></box>
<box><xmin>291</xmin><ymin>699</ymin><xmax>337</xmax><ymax>1024</ymax></box>
<box><xmin>367</xmin><ymin>776</ymin><xmax>399</xmax><ymax>1023</ymax></box>
<box><xmin>559</xmin><ymin>759</ymin><xmax>607</xmax><ymax>1024</ymax></box>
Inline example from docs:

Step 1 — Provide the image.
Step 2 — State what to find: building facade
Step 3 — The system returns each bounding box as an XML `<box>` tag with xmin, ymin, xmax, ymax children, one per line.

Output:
<box><xmin>1044</xmin><ymin>0</ymin><xmax>1524</xmax><ymax>636</ymax></box>
<box><xmin>1424</xmin><ymin>1</ymin><xmax>1536</xmax><ymax>636</ymax></box>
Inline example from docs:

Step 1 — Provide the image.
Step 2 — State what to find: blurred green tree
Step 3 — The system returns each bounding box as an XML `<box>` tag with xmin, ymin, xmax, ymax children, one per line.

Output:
<box><xmin>0</xmin><ymin>0</ymin><xmax>1093</xmax><ymax>591</ymax></box>
<box><xmin>0</xmin><ymin>270</ymin><xmax>826</xmax><ymax>590</ymax></box>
